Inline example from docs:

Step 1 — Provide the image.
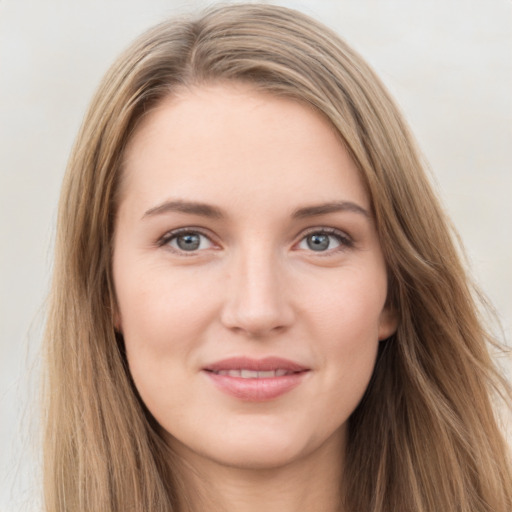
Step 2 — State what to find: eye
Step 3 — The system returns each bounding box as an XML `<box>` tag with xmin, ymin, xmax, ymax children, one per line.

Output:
<box><xmin>297</xmin><ymin>229</ymin><xmax>352</xmax><ymax>252</ymax></box>
<box><xmin>160</xmin><ymin>229</ymin><xmax>214</xmax><ymax>253</ymax></box>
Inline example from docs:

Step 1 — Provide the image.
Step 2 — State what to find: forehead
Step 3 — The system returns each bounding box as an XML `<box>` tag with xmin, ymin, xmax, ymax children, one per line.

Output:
<box><xmin>120</xmin><ymin>83</ymin><xmax>369</xmax><ymax>217</ymax></box>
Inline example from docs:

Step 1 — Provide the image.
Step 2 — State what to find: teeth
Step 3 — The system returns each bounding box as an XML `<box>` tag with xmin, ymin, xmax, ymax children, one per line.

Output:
<box><xmin>241</xmin><ymin>369</ymin><xmax>259</xmax><ymax>378</ymax></box>
<box><xmin>214</xmin><ymin>369</ymin><xmax>291</xmax><ymax>378</ymax></box>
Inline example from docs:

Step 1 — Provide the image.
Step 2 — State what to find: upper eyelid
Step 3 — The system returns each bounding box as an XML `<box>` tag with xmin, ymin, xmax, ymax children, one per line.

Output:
<box><xmin>300</xmin><ymin>226</ymin><xmax>347</xmax><ymax>235</ymax></box>
<box><xmin>297</xmin><ymin>226</ymin><xmax>352</xmax><ymax>241</ymax></box>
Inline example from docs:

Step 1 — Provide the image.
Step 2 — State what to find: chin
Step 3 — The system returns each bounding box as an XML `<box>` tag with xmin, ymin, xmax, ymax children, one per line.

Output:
<box><xmin>213</xmin><ymin>438</ymin><xmax>307</xmax><ymax>470</ymax></box>
<box><xmin>165</xmin><ymin>416</ymin><xmax>345</xmax><ymax>472</ymax></box>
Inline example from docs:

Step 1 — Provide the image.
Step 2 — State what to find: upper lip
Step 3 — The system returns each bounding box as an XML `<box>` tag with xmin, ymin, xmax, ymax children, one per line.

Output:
<box><xmin>203</xmin><ymin>356</ymin><xmax>309</xmax><ymax>373</ymax></box>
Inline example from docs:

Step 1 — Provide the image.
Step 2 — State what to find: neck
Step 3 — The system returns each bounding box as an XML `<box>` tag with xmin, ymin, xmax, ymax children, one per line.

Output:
<box><xmin>171</xmin><ymin>433</ymin><xmax>345</xmax><ymax>512</ymax></box>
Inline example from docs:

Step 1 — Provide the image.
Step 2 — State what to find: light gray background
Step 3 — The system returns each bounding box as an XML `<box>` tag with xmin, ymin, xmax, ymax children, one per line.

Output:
<box><xmin>1</xmin><ymin>0</ymin><xmax>511</xmax><ymax>510</ymax></box>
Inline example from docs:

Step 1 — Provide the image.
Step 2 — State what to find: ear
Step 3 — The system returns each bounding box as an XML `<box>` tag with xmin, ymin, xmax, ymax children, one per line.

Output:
<box><xmin>113</xmin><ymin>306</ymin><xmax>123</xmax><ymax>333</ymax></box>
<box><xmin>378</xmin><ymin>306</ymin><xmax>398</xmax><ymax>341</ymax></box>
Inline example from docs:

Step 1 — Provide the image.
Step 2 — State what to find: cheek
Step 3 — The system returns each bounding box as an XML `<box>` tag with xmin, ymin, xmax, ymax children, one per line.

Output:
<box><xmin>115</xmin><ymin>261</ymin><xmax>220</xmax><ymax>351</ymax></box>
<box><xmin>115</xmin><ymin>270</ymin><xmax>203</xmax><ymax>417</ymax></box>
<box><xmin>304</xmin><ymin>263</ymin><xmax>388</xmax><ymax>341</ymax></box>
<box><xmin>113</xmin><ymin>257</ymin><xmax>227</xmax><ymax>415</ymax></box>
<box><xmin>303</xmin><ymin>265</ymin><xmax>386</xmax><ymax>401</ymax></box>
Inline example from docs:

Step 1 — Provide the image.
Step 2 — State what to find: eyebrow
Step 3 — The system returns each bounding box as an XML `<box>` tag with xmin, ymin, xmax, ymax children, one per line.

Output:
<box><xmin>142</xmin><ymin>199</ymin><xmax>370</xmax><ymax>220</ymax></box>
<box><xmin>292</xmin><ymin>201</ymin><xmax>370</xmax><ymax>219</ymax></box>
<box><xmin>142</xmin><ymin>200</ymin><xmax>225</xmax><ymax>220</ymax></box>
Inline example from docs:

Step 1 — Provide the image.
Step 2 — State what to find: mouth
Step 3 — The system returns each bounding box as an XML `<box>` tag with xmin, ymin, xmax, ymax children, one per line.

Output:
<box><xmin>202</xmin><ymin>357</ymin><xmax>310</xmax><ymax>401</ymax></box>
<box><xmin>207</xmin><ymin>368</ymin><xmax>297</xmax><ymax>378</ymax></box>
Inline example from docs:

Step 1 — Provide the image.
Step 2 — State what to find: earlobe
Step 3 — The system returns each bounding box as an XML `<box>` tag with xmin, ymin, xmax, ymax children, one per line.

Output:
<box><xmin>378</xmin><ymin>307</ymin><xmax>398</xmax><ymax>341</ymax></box>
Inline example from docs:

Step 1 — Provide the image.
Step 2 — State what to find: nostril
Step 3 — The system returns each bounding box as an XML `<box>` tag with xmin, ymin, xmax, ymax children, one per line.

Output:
<box><xmin>225</xmin><ymin>321</ymin><xmax>289</xmax><ymax>339</ymax></box>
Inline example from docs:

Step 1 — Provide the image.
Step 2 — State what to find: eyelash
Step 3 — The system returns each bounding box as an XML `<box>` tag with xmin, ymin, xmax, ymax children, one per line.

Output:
<box><xmin>157</xmin><ymin>227</ymin><xmax>216</xmax><ymax>254</ymax></box>
<box><xmin>157</xmin><ymin>227</ymin><xmax>354</xmax><ymax>254</ymax></box>
<box><xmin>297</xmin><ymin>227</ymin><xmax>354</xmax><ymax>254</ymax></box>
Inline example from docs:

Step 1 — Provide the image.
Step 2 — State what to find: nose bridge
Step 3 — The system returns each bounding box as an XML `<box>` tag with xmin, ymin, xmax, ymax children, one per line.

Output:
<box><xmin>221</xmin><ymin>239</ymin><xmax>293</xmax><ymax>335</ymax></box>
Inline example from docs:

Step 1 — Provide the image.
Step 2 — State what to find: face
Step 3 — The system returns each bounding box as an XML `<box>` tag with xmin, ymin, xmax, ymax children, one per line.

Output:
<box><xmin>113</xmin><ymin>84</ymin><xmax>397</xmax><ymax>472</ymax></box>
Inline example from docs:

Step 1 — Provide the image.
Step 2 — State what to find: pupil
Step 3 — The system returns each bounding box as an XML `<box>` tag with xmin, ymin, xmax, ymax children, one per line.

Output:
<box><xmin>177</xmin><ymin>233</ymin><xmax>200</xmax><ymax>251</ymax></box>
<box><xmin>307</xmin><ymin>234</ymin><xmax>329</xmax><ymax>251</ymax></box>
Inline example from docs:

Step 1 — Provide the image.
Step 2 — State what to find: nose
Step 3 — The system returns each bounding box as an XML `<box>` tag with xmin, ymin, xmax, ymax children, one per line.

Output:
<box><xmin>220</xmin><ymin>246</ymin><xmax>295</xmax><ymax>337</ymax></box>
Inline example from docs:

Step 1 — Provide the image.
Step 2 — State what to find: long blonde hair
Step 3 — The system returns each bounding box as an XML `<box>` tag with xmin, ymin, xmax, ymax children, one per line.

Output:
<box><xmin>43</xmin><ymin>4</ymin><xmax>511</xmax><ymax>511</ymax></box>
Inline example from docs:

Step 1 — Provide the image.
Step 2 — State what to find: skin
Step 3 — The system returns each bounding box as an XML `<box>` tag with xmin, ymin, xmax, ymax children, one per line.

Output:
<box><xmin>113</xmin><ymin>83</ymin><xmax>397</xmax><ymax>512</ymax></box>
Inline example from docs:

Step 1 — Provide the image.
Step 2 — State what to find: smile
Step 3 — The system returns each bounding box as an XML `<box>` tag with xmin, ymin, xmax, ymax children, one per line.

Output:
<box><xmin>203</xmin><ymin>357</ymin><xmax>310</xmax><ymax>401</ymax></box>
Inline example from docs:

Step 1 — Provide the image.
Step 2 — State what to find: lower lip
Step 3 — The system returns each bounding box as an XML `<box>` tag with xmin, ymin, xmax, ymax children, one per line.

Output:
<box><xmin>204</xmin><ymin>371</ymin><xmax>308</xmax><ymax>401</ymax></box>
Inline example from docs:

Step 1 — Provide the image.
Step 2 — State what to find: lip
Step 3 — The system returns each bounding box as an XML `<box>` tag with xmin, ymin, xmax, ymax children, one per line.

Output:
<box><xmin>203</xmin><ymin>357</ymin><xmax>310</xmax><ymax>401</ymax></box>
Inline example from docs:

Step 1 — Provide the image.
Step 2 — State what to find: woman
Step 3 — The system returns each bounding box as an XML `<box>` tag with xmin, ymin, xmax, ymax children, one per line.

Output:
<box><xmin>42</xmin><ymin>3</ymin><xmax>512</xmax><ymax>511</ymax></box>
